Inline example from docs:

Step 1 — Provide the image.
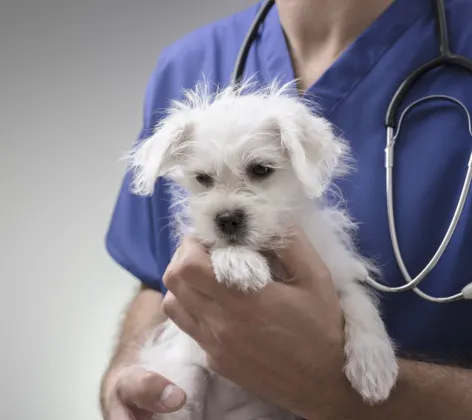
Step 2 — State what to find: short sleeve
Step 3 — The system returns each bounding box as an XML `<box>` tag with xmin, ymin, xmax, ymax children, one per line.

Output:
<box><xmin>105</xmin><ymin>55</ymin><xmax>177</xmax><ymax>293</ymax></box>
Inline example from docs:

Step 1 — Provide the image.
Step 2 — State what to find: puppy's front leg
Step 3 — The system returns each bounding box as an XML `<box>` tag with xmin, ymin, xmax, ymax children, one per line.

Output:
<box><xmin>339</xmin><ymin>281</ymin><xmax>399</xmax><ymax>405</ymax></box>
<box><xmin>211</xmin><ymin>247</ymin><xmax>272</xmax><ymax>293</ymax></box>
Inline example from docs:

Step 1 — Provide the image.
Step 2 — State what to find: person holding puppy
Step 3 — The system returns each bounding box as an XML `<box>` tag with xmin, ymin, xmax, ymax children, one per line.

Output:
<box><xmin>101</xmin><ymin>0</ymin><xmax>472</xmax><ymax>419</ymax></box>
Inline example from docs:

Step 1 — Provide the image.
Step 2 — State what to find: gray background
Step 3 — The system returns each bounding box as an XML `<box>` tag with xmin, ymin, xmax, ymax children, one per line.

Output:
<box><xmin>0</xmin><ymin>1</ymin><xmax>254</xmax><ymax>419</ymax></box>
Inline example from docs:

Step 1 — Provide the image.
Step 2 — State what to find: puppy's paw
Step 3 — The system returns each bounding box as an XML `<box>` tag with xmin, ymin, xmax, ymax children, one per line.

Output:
<box><xmin>344</xmin><ymin>333</ymin><xmax>398</xmax><ymax>404</ymax></box>
<box><xmin>211</xmin><ymin>247</ymin><xmax>272</xmax><ymax>293</ymax></box>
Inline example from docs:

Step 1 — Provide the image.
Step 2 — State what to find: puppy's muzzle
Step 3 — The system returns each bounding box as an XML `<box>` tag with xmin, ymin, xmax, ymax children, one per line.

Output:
<box><xmin>215</xmin><ymin>209</ymin><xmax>246</xmax><ymax>238</ymax></box>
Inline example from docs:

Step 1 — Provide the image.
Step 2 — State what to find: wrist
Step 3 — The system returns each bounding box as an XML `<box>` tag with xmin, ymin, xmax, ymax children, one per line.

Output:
<box><xmin>303</xmin><ymin>374</ymin><xmax>358</xmax><ymax>420</ymax></box>
<box><xmin>297</xmin><ymin>340</ymin><xmax>348</xmax><ymax>419</ymax></box>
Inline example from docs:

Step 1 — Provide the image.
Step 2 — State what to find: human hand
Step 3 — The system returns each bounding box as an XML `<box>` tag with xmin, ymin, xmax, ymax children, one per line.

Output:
<box><xmin>102</xmin><ymin>365</ymin><xmax>186</xmax><ymax>420</ymax></box>
<box><xmin>162</xmin><ymin>228</ymin><xmax>347</xmax><ymax>419</ymax></box>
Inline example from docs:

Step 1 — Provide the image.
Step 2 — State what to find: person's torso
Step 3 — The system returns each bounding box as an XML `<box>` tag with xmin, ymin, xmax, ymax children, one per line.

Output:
<box><xmin>149</xmin><ymin>0</ymin><xmax>472</xmax><ymax>365</ymax></box>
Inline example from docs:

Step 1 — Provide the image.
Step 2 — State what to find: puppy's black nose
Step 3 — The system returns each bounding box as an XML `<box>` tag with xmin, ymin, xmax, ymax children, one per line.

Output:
<box><xmin>216</xmin><ymin>210</ymin><xmax>245</xmax><ymax>235</ymax></box>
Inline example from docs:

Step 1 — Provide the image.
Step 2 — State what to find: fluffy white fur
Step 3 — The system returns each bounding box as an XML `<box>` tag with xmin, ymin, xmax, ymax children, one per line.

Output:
<box><xmin>126</xmin><ymin>80</ymin><xmax>399</xmax><ymax>420</ymax></box>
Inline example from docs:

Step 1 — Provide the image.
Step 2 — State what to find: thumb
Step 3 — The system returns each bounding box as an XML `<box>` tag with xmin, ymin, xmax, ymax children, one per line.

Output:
<box><xmin>276</xmin><ymin>226</ymin><xmax>331</xmax><ymax>286</ymax></box>
<box><xmin>116</xmin><ymin>365</ymin><xmax>187</xmax><ymax>414</ymax></box>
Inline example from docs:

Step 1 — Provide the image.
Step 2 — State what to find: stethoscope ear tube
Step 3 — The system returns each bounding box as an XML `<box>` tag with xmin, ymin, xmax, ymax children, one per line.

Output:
<box><xmin>231</xmin><ymin>0</ymin><xmax>275</xmax><ymax>87</ymax></box>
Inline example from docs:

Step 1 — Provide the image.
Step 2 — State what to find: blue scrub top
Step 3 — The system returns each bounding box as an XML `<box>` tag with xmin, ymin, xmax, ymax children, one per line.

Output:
<box><xmin>106</xmin><ymin>0</ymin><xmax>472</xmax><ymax>366</ymax></box>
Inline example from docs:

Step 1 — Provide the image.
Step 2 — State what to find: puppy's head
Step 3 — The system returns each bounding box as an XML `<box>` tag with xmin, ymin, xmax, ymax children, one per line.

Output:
<box><xmin>127</xmin><ymin>81</ymin><xmax>350</xmax><ymax>249</ymax></box>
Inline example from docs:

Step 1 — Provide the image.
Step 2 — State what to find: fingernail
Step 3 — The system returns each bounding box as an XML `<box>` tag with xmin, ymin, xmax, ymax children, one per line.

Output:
<box><xmin>160</xmin><ymin>385</ymin><xmax>185</xmax><ymax>409</ymax></box>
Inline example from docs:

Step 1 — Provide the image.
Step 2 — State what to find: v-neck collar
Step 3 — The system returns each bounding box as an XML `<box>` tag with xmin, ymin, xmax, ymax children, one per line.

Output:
<box><xmin>259</xmin><ymin>0</ymin><xmax>429</xmax><ymax>117</ymax></box>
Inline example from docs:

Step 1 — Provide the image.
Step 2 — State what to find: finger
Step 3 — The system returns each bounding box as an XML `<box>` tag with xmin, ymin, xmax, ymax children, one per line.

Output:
<box><xmin>174</xmin><ymin>235</ymin><xmax>212</xmax><ymax>269</ymax></box>
<box><xmin>165</xmin><ymin>237</ymin><xmax>215</xmax><ymax>293</ymax></box>
<box><xmin>163</xmin><ymin>259</ymin><xmax>214</xmax><ymax>319</ymax></box>
<box><xmin>117</xmin><ymin>365</ymin><xmax>186</xmax><ymax>414</ymax></box>
<box><xmin>171</xmin><ymin>281</ymin><xmax>216</xmax><ymax>320</ymax></box>
<box><xmin>162</xmin><ymin>291</ymin><xmax>203</xmax><ymax>338</ymax></box>
<box><xmin>166</xmin><ymin>236</ymin><xmax>232</xmax><ymax>301</ymax></box>
<box><xmin>276</xmin><ymin>226</ymin><xmax>332</xmax><ymax>285</ymax></box>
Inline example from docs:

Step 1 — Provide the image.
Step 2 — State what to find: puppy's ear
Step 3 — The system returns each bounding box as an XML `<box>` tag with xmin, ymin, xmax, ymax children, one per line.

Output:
<box><xmin>276</xmin><ymin>106</ymin><xmax>350</xmax><ymax>198</ymax></box>
<box><xmin>125</xmin><ymin>109</ymin><xmax>195</xmax><ymax>196</ymax></box>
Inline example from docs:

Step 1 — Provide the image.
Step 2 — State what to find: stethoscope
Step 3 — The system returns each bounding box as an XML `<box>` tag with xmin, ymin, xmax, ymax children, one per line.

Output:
<box><xmin>231</xmin><ymin>0</ymin><xmax>472</xmax><ymax>303</ymax></box>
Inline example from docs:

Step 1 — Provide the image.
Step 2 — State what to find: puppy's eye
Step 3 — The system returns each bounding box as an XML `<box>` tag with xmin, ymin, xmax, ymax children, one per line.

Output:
<box><xmin>248</xmin><ymin>164</ymin><xmax>274</xmax><ymax>179</ymax></box>
<box><xmin>195</xmin><ymin>173</ymin><xmax>214</xmax><ymax>187</ymax></box>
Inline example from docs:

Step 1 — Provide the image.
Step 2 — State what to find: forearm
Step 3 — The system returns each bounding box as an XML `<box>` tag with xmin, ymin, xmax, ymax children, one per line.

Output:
<box><xmin>324</xmin><ymin>358</ymin><xmax>472</xmax><ymax>420</ymax></box>
<box><xmin>100</xmin><ymin>284</ymin><xmax>165</xmax><ymax>410</ymax></box>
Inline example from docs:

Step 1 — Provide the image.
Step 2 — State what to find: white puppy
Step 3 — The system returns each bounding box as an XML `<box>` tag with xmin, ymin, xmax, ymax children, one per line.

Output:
<box><xmin>126</xmin><ymin>81</ymin><xmax>399</xmax><ymax>420</ymax></box>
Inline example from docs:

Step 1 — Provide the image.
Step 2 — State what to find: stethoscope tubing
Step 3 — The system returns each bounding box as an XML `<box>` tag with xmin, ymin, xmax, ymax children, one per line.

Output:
<box><xmin>231</xmin><ymin>0</ymin><xmax>472</xmax><ymax>302</ymax></box>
